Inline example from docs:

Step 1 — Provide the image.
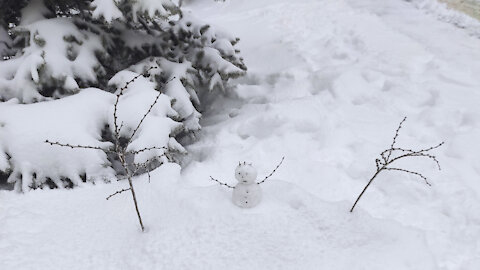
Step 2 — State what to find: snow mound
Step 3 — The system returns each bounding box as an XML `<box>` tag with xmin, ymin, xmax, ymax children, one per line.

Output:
<box><xmin>0</xmin><ymin>89</ymin><xmax>115</xmax><ymax>191</ymax></box>
<box><xmin>0</xmin><ymin>165</ymin><xmax>436</xmax><ymax>270</ymax></box>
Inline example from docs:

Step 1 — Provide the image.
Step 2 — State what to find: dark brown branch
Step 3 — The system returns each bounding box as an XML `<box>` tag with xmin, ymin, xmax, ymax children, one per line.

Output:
<box><xmin>388</xmin><ymin>150</ymin><xmax>443</xmax><ymax>170</ymax></box>
<box><xmin>133</xmin><ymin>154</ymin><xmax>167</xmax><ymax>169</ymax></box>
<box><xmin>128</xmin><ymin>146</ymin><xmax>168</xmax><ymax>155</ymax></box>
<box><xmin>414</xmin><ymin>142</ymin><xmax>445</xmax><ymax>154</ymax></box>
<box><xmin>380</xmin><ymin>147</ymin><xmax>415</xmax><ymax>157</ymax></box>
<box><xmin>257</xmin><ymin>156</ymin><xmax>285</xmax><ymax>185</ymax></box>
<box><xmin>45</xmin><ymin>140</ymin><xmax>113</xmax><ymax>153</ymax></box>
<box><xmin>350</xmin><ymin>169</ymin><xmax>382</xmax><ymax>213</ymax></box>
<box><xmin>106</xmin><ymin>188</ymin><xmax>131</xmax><ymax>200</ymax></box>
<box><xmin>350</xmin><ymin>117</ymin><xmax>443</xmax><ymax>212</ymax></box>
<box><xmin>126</xmin><ymin>76</ymin><xmax>175</xmax><ymax>145</ymax></box>
<box><xmin>118</xmin><ymin>154</ymin><xmax>145</xmax><ymax>231</ymax></box>
<box><xmin>375</xmin><ymin>158</ymin><xmax>381</xmax><ymax>171</ymax></box>
<box><xmin>385</xmin><ymin>167</ymin><xmax>431</xmax><ymax>186</ymax></box>
<box><xmin>386</xmin><ymin>116</ymin><xmax>407</xmax><ymax>162</ymax></box>
<box><xmin>129</xmin><ymin>158</ymin><xmax>152</xmax><ymax>183</ymax></box>
<box><xmin>46</xmin><ymin>67</ymin><xmax>166</xmax><ymax>232</ymax></box>
<box><xmin>209</xmin><ymin>176</ymin><xmax>235</xmax><ymax>189</ymax></box>
<box><xmin>118</xmin><ymin>121</ymin><xmax>125</xmax><ymax>135</ymax></box>
<box><xmin>113</xmin><ymin>66</ymin><xmax>158</xmax><ymax>145</ymax></box>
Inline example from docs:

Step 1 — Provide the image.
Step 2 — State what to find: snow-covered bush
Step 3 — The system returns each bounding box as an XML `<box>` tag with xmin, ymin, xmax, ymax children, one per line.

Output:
<box><xmin>0</xmin><ymin>0</ymin><xmax>246</xmax><ymax>191</ymax></box>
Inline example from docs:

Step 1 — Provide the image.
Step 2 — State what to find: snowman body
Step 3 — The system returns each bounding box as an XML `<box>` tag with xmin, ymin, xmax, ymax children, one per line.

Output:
<box><xmin>232</xmin><ymin>182</ymin><xmax>262</xmax><ymax>208</ymax></box>
<box><xmin>232</xmin><ymin>163</ymin><xmax>262</xmax><ymax>208</ymax></box>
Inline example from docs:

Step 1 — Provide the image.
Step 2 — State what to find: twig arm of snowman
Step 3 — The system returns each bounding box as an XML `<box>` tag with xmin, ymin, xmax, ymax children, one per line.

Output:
<box><xmin>209</xmin><ymin>176</ymin><xmax>235</xmax><ymax>189</ymax></box>
<box><xmin>257</xmin><ymin>156</ymin><xmax>285</xmax><ymax>185</ymax></box>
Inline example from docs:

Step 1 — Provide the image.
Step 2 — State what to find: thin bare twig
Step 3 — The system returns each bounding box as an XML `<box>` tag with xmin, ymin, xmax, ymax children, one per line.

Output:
<box><xmin>128</xmin><ymin>146</ymin><xmax>167</xmax><ymax>155</ymax></box>
<box><xmin>209</xmin><ymin>176</ymin><xmax>235</xmax><ymax>189</ymax></box>
<box><xmin>257</xmin><ymin>156</ymin><xmax>285</xmax><ymax>185</ymax></box>
<box><xmin>350</xmin><ymin>117</ymin><xmax>443</xmax><ymax>212</ymax></box>
<box><xmin>388</xmin><ymin>151</ymin><xmax>442</xmax><ymax>170</ymax></box>
<box><xmin>46</xmin><ymin>67</ymin><xmax>165</xmax><ymax>232</ymax></box>
<box><xmin>375</xmin><ymin>158</ymin><xmax>381</xmax><ymax>171</ymax></box>
<box><xmin>131</xmin><ymin>154</ymin><xmax>167</xmax><ymax>183</ymax></box>
<box><xmin>113</xmin><ymin>66</ymin><xmax>158</xmax><ymax>147</ymax></box>
<box><xmin>385</xmin><ymin>167</ymin><xmax>431</xmax><ymax>186</ymax></box>
<box><xmin>45</xmin><ymin>140</ymin><xmax>114</xmax><ymax>153</ymax></box>
<box><xmin>118</xmin><ymin>121</ymin><xmax>125</xmax><ymax>135</ymax></box>
<box><xmin>126</xmin><ymin>76</ymin><xmax>176</xmax><ymax>145</ymax></box>
<box><xmin>386</xmin><ymin>116</ymin><xmax>407</xmax><ymax>162</ymax></box>
<box><xmin>106</xmin><ymin>188</ymin><xmax>131</xmax><ymax>200</ymax></box>
<box><xmin>118</xmin><ymin>154</ymin><xmax>145</xmax><ymax>231</ymax></box>
<box><xmin>132</xmin><ymin>163</ymin><xmax>151</xmax><ymax>183</ymax></box>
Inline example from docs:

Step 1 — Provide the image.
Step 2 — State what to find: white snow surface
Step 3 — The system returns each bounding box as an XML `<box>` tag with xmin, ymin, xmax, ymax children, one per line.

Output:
<box><xmin>2</xmin><ymin>0</ymin><xmax>480</xmax><ymax>269</ymax></box>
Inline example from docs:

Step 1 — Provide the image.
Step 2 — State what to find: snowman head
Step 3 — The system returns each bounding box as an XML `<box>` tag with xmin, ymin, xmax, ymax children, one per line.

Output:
<box><xmin>235</xmin><ymin>162</ymin><xmax>257</xmax><ymax>184</ymax></box>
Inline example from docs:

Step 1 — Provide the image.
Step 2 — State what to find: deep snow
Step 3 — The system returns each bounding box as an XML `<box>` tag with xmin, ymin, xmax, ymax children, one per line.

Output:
<box><xmin>2</xmin><ymin>0</ymin><xmax>480</xmax><ymax>269</ymax></box>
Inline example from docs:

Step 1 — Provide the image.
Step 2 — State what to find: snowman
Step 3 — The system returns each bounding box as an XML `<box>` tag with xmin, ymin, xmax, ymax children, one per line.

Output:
<box><xmin>232</xmin><ymin>162</ymin><xmax>262</xmax><ymax>208</ymax></box>
<box><xmin>210</xmin><ymin>158</ymin><xmax>284</xmax><ymax>208</ymax></box>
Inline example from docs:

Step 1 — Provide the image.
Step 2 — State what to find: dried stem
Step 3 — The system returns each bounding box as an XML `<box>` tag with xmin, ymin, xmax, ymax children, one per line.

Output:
<box><xmin>106</xmin><ymin>188</ymin><xmax>131</xmax><ymax>200</ymax></box>
<box><xmin>45</xmin><ymin>140</ymin><xmax>114</xmax><ymax>152</ymax></box>
<box><xmin>119</xmin><ymin>154</ymin><xmax>145</xmax><ymax>231</ymax></box>
<box><xmin>113</xmin><ymin>69</ymin><xmax>156</xmax><ymax>148</ymax></box>
<box><xmin>386</xmin><ymin>116</ymin><xmax>407</xmax><ymax>162</ymax></box>
<box><xmin>350</xmin><ymin>117</ymin><xmax>443</xmax><ymax>213</ymax></box>
<box><xmin>209</xmin><ymin>176</ymin><xmax>235</xmax><ymax>189</ymax></box>
<box><xmin>132</xmin><ymin>154</ymin><xmax>168</xmax><ymax>183</ymax></box>
<box><xmin>126</xmin><ymin>76</ymin><xmax>175</xmax><ymax>146</ymax></box>
<box><xmin>45</xmin><ymin>67</ymin><xmax>169</xmax><ymax>232</ymax></box>
<box><xmin>128</xmin><ymin>146</ymin><xmax>167</xmax><ymax>155</ymax></box>
<box><xmin>257</xmin><ymin>156</ymin><xmax>285</xmax><ymax>185</ymax></box>
<box><xmin>385</xmin><ymin>168</ymin><xmax>431</xmax><ymax>186</ymax></box>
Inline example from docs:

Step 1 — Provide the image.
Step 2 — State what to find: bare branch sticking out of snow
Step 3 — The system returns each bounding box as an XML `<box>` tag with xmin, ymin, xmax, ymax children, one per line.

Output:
<box><xmin>43</xmin><ymin>70</ymin><xmax>177</xmax><ymax>232</ymax></box>
<box><xmin>350</xmin><ymin>117</ymin><xmax>444</xmax><ymax>212</ymax></box>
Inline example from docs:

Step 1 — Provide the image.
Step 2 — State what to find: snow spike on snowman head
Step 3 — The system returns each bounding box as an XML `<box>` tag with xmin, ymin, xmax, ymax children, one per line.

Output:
<box><xmin>235</xmin><ymin>162</ymin><xmax>258</xmax><ymax>184</ymax></box>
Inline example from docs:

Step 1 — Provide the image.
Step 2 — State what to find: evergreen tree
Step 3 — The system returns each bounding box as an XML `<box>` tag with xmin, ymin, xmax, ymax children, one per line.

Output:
<box><xmin>0</xmin><ymin>0</ymin><xmax>246</xmax><ymax>191</ymax></box>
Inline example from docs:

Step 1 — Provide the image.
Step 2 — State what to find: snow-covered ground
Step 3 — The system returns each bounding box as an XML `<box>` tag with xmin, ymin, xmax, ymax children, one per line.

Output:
<box><xmin>2</xmin><ymin>0</ymin><xmax>480</xmax><ymax>269</ymax></box>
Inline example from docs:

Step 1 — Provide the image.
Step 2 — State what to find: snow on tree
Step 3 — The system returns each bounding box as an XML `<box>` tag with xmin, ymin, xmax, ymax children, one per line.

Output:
<box><xmin>0</xmin><ymin>0</ymin><xmax>246</xmax><ymax>191</ymax></box>
<box><xmin>0</xmin><ymin>26</ymin><xmax>12</xmax><ymax>58</ymax></box>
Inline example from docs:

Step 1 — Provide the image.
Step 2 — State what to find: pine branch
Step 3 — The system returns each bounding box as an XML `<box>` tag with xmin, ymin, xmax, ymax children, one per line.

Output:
<box><xmin>257</xmin><ymin>156</ymin><xmax>285</xmax><ymax>185</ymax></box>
<box><xmin>209</xmin><ymin>176</ymin><xmax>235</xmax><ymax>189</ymax></box>
<box><xmin>106</xmin><ymin>188</ymin><xmax>131</xmax><ymax>200</ymax></box>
